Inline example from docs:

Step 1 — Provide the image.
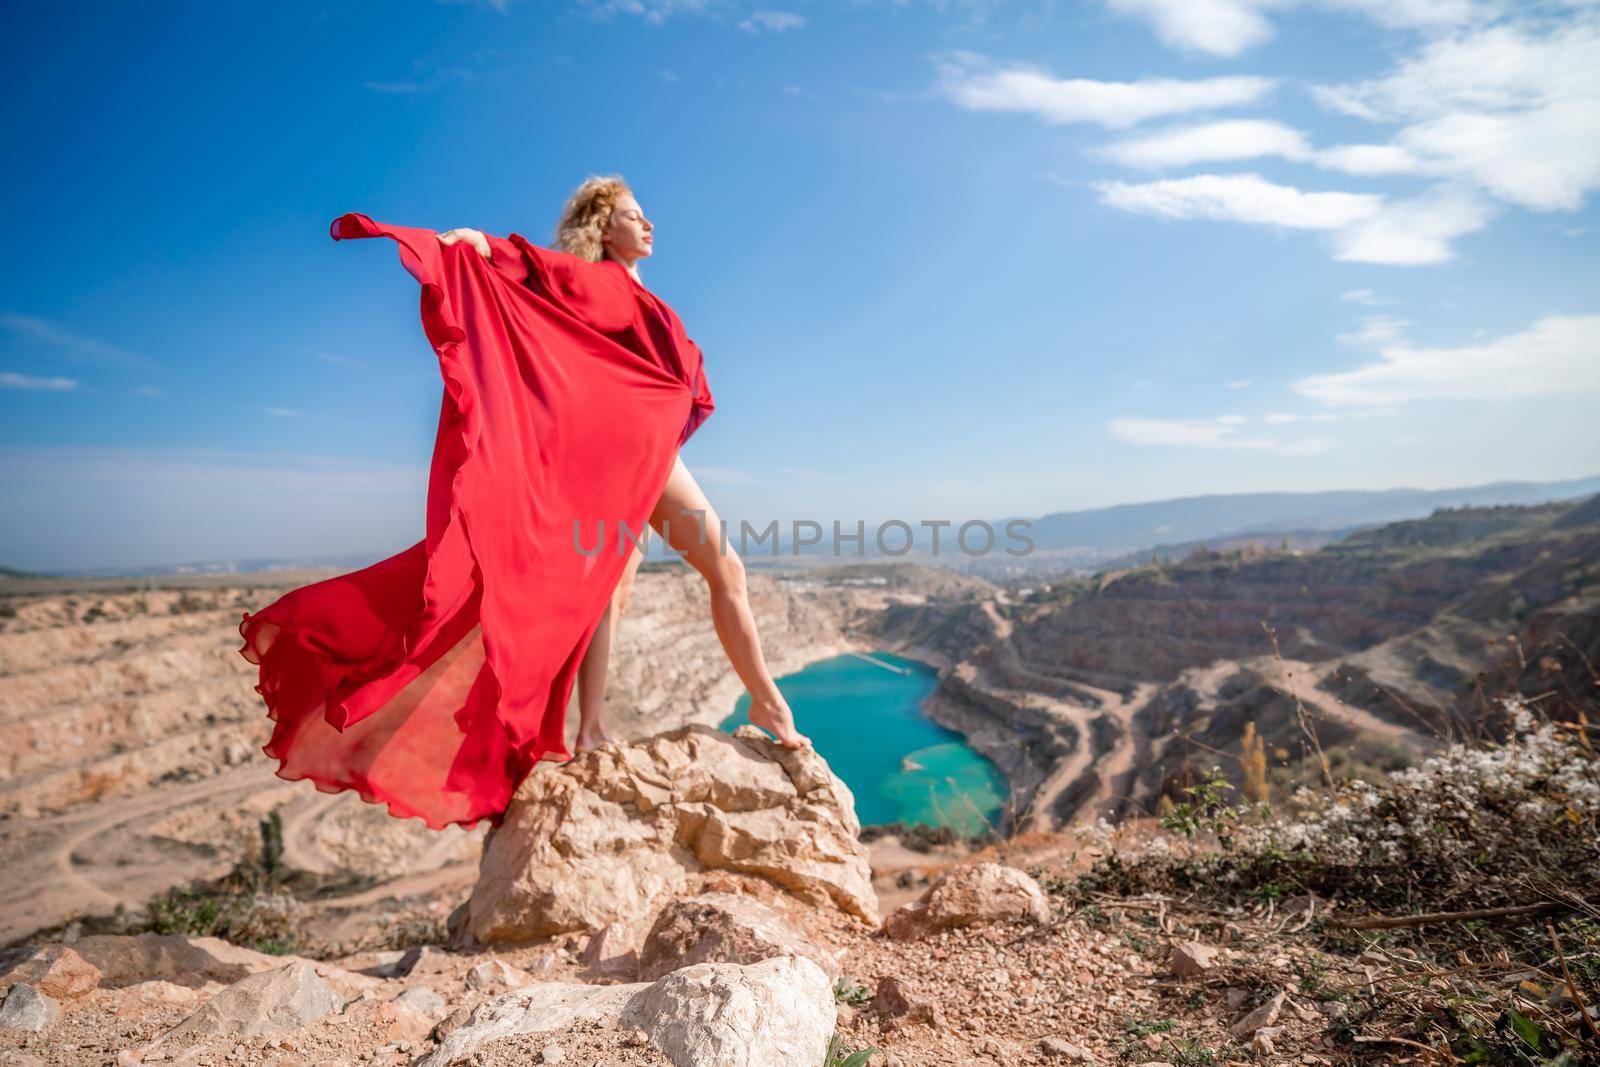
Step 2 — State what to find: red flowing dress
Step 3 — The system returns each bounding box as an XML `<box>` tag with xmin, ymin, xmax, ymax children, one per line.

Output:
<box><xmin>236</xmin><ymin>213</ymin><xmax>714</xmax><ymax>831</ymax></box>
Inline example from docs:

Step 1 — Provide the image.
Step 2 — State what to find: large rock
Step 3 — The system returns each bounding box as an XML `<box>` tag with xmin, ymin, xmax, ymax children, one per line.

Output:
<box><xmin>0</xmin><ymin>945</ymin><xmax>101</xmax><ymax>999</ymax></box>
<box><xmin>61</xmin><ymin>933</ymin><xmax>375</xmax><ymax>1003</ymax></box>
<box><xmin>67</xmin><ymin>934</ymin><xmax>286</xmax><ymax>989</ymax></box>
<box><xmin>626</xmin><ymin>955</ymin><xmax>835</xmax><ymax>1067</ymax></box>
<box><xmin>420</xmin><ymin>955</ymin><xmax>835</xmax><ymax>1067</ymax></box>
<box><xmin>638</xmin><ymin>892</ymin><xmax>842</xmax><ymax>981</ymax></box>
<box><xmin>166</xmin><ymin>962</ymin><xmax>344</xmax><ymax>1037</ymax></box>
<box><xmin>883</xmin><ymin>861</ymin><xmax>1050</xmax><ymax>940</ymax></box>
<box><xmin>418</xmin><ymin>980</ymin><xmax>647</xmax><ymax>1066</ymax></box>
<box><xmin>460</xmin><ymin>724</ymin><xmax>879</xmax><ymax>944</ymax></box>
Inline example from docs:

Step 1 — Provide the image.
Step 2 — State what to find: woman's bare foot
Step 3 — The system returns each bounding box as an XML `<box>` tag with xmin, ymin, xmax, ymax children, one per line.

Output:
<box><xmin>574</xmin><ymin>724</ymin><xmax>616</xmax><ymax>754</ymax></box>
<box><xmin>747</xmin><ymin>696</ymin><xmax>812</xmax><ymax>750</ymax></box>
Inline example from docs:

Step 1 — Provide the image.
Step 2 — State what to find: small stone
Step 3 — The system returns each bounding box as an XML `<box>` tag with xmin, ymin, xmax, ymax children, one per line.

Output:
<box><xmin>391</xmin><ymin>985</ymin><xmax>447</xmax><ymax>1021</ymax></box>
<box><xmin>1230</xmin><ymin>989</ymin><xmax>1286</xmax><ymax>1039</ymax></box>
<box><xmin>169</xmin><ymin>962</ymin><xmax>343</xmax><ymax>1037</ymax></box>
<box><xmin>465</xmin><ymin>959</ymin><xmax>533</xmax><ymax>993</ymax></box>
<box><xmin>1169</xmin><ymin>941</ymin><xmax>1219</xmax><ymax>978</ymax></box>
<box><xmin>1037</xmin><ymin>1036</ymin><xmax>1093</xmax><ymax>1061</ymax></box>
<box><xmin>539</xmin><ymin>1043</ymin><xmax>567</xmax><ymax>1064</ymax></box>
<box><xmin>433</xmin><ymin>1005</ymin><xmax>473</xmax><ymax>1042</ymax></box>
<box><xmin>0</xmin><ymin>984</ymin><xmax>58</xmax><ymax>1031</ymax></box>
<box><xmin>871</xmin><ymin>975</ymin><xmax>946</xmax><ymax>1031</ymax></box>
<box><xmin>391</xmin><ymin>946</ymin><xmax>447</xmax><ymax>979</ymax></box>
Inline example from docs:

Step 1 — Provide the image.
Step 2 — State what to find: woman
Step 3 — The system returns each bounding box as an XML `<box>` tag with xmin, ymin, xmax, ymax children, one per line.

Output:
<box><xmin>441</xmin><ymin>182</ymin><xmax>811</xmax><ymax>758</ymax></box>
<box><xmin>238</xmin><ymin>176</ymin><xmax>806</xmax><ymax>833</ymax></box>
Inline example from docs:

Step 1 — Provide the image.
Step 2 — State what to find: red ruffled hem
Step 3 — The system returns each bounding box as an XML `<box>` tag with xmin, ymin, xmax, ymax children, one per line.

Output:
<box><xmin>233</xmin><ymin>575</ymin><xmax>569</xmax><ymax>831</ymax></box>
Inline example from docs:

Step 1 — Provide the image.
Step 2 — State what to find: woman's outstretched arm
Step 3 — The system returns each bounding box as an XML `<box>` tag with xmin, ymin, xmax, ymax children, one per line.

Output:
<box><xmin>647</xmin><ymin>454</ymin><xmax>811</xmax><ymax>750</ymax></box>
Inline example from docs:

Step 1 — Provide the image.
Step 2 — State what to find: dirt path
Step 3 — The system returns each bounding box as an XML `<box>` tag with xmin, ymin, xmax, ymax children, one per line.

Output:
<box><xmin>0</xmin><ymin>766</ymin><xmax>280</xmax><ymax>943</ymax></box>
<box><xmin>964</xmin><ymin>604</ymin><xmax>1153</xmax><ymax>832</ymax></box>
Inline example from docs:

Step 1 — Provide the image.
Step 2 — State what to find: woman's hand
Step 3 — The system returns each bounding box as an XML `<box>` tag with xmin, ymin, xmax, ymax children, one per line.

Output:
<box><xmin>438</xmin><ymin>228</ymin><xmax>491</xmax><ymax>259</ymax></box>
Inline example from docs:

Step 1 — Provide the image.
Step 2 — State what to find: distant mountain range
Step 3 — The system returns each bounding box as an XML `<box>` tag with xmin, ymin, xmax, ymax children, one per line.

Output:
<box><xmin>797</xmin><ymin>474</ymin><xmax>1600</xmax><ymax>575</ymax></box>
<box><xmin>7</xmin><ymin>474</ymin><xmax>1599</xmax><ymax>579</ymax></box>
<box><xmin>1018</xmin><ymin>475</ymin><xmax>1600</xmax><ymax>555</ymax></box>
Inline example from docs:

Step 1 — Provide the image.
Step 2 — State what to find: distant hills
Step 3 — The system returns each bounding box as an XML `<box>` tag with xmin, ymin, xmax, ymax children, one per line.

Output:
<box><xmin>7</xmin><ymin>474</ymin><xmax>1599</xmax><ymax>580</ymax></box>
<box><xmin>1018</xmin><ymin>475</ymin><xmax>1600</xmax><ymax>556</ymax></box>
<box><xmin>770</xmin><ymin>474</ymin><xmax>1600</xmax><ymax>576</ymax></box>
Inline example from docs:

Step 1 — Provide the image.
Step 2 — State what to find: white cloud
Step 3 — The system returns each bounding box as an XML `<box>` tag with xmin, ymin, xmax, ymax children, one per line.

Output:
<box><xmin>1340</xmin><ymin>288</ymin><xmax>1399</xmax><ymax>306</ymax></box>
<box><xmin>1103</xmin><ymin>0</ymin><xmax>1286</xmax><ymax>57</ymax></box>
<box><xmin>1320</xmin><ymin>0</ymin><xmax>1483</xmax><ymax>28</ymax></box>
<box><xmin>0</xmin><ymin>311</ymin><xmax>150</xmax><ymax>369</ymax></box>
<box><xmin>1310</xmin><ymin>21</ymin><xmax>1600</xmax><ymax>212</ymax></box>
<box><xmin>1104</xmin><ymin>0</ymin><xmax>1488</xmax><ymax>57</ymax></box>
<box><xmin>1263</xmin><ymin>411</ymin><xmax>1349</xmax><ymax>423</ymax></box>
<box><xmin>1094</xmin><ymin>172</ymin><xmax>1492</xmax><ymax>264</ymax></box>
<box><xmin>933</xmin><ymin>51</ymin><xmax>1274</xmax><ymax>129</ymax></box>
<box><xmin>1092</xmin><ymin>22</ymin><xmax>1599</xmax><ymax>218</ymax></box>
<box><xmin>1099</xmin><ymin>118</ymin><xmax>1450</xmax><ymax>178</ymax></box>
<box><xmin>738</xmin><ymin>9</ymin><xmax>804</xmax><ymax>31</ymax></box>
<box><xmin>576</xmin><ymin>0</ymin><xmax>717</xmax><ymax>25</ymax></box>
<box><xmin>1293</xmin><ymin>313</ymin><xmax>1600</xmax><ymax>406</ymax></box>
<box><xmin>1336</xmin><ymin>314</ymin><xmax>1412</xmax><ymax>347</ymax></box>
<box><xmin>1</xmin><ymin>371</ymin><xmax>78</xmax><ymax>391</ymax></box>
<box><xmin>1110</xmin><ymin>414</ymin><xmax>1336</xmax><ymax>454</ymax></box>
<box><xmin>1225</xmin><ymin>377</ymin><xmax>1255</xmax><ymax>388</ymax></box>
<box><xmin>1107</xmin><ymin>0</ymin><xmax>1292</xmax><ymax>57</ymax></box>
<box><xmin>1326</xmin><ymin>184</ymin><xmax>1495</xmax><ymax>264</ymax></box>
<box><xmin>1313</xmin><ymin>142</ymin><xmax>1436</xmax><ymax>176</ymax></box>
<box><xmin>1093</xmin><ymin>172</ymin><xmax>1381</xmax><ymax>229</ymax></box>
<box><xmin>1099</xmin><ymin>119</ymin><xmax>1313</xmax><ymax>168</ymax></box>
<box><xmin>263</xmin><ymin>407</ymin><xmax>303</xmax><ymax>418</ymax></box>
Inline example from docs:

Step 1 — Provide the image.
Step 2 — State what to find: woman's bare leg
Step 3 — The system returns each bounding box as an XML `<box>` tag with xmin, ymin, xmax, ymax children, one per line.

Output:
<box><xmin>575</xmin><ymin>540</ymin><xmax>645</xmax><ymax>753</ymax></box>
<box><xmin>650</xmin><ymin>454</ymin><xmax>811</xmax><ymax>750</ymax></box>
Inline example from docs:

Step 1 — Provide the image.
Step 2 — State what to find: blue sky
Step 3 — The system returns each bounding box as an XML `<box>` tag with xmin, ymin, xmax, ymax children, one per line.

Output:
<box><xmin>2</xmin><ymin>0</ymin><xmax>1597</xmax><ymax>571</ymax></box>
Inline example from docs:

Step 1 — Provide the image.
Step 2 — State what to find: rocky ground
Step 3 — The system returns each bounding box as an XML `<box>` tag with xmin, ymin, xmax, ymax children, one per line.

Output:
<box><xmin>0</xmin><ymin>722</ymin><xmax>1501</xmax><ymax>1067</ymax></box>
<box><xmin>6</xmin><ymin>714</ymin><xmax>1592</xmax><ymax>1066</ymax></box>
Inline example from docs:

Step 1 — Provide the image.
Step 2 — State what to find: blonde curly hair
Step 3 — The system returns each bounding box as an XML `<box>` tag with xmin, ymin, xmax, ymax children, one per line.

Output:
<box><xmin>552</xmin><ymin>174</ymin><xmax>634</xmax><ymax>263</ymax></box>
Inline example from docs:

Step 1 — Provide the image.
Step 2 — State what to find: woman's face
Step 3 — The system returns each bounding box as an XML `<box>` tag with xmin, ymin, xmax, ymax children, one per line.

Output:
<box><xmin>603</xmin><ymin>195</ymin><xmax>653</xmax><ymax>262</ymax></box>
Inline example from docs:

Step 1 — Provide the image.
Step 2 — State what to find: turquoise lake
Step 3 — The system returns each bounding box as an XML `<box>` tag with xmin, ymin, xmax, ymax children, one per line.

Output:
<box><xmin>718</xmin><ymin>651</ymin><xmax>1007</xmax><ymax>836</ymax></box>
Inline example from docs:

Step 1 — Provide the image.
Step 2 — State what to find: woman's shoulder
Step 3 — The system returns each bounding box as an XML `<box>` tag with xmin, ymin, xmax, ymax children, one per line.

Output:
<box><xmin>509</xmin><ymin>235</ymin><xmax>637</xmax><ymax>331</ymax></box>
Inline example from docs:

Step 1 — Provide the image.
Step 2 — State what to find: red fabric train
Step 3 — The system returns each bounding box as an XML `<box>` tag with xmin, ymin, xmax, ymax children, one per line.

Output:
<box><xmin>237</xmin><ymin>213</ymin><xmax>713</xmax><ymax>830</ymax></box>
